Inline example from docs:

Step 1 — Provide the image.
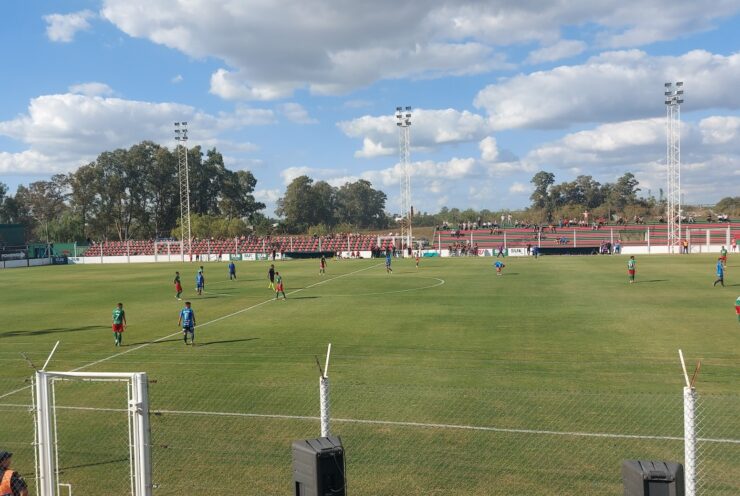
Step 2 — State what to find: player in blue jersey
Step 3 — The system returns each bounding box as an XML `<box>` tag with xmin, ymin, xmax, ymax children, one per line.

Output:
<box><xmin>178</xmin><ymin>301</ymin><xmax>196</xmax><ymax>345</ymax></box>
<box><xmin>385</xmin><ymin>251</ymin><xmax>393</xmax><ymax>274</ymax></box>
<box><xmin>195</xmin><ymin>270</ymin><xmax>204</xmax><ymax>295</ymax></box>
<box><xmin>228</xmin><ymin>261</ymin><xmax>236</xmax><ymax>280</ymax></box>
<box><xmin>713</xmin><ymin>258</ymin><xmax>725</xmax><ymax>287</ymax></box>
<box><xmin>494</xmin><ymin>260</ymin><xmax>505</xmax><ymax>275</ymax></box>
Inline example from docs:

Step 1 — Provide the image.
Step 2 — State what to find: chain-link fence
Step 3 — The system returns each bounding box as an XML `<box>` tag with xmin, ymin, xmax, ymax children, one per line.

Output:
<box><xmin>3</xmin><ymin>374</ymin><xmax>739</xmax><ymax>495</ymax></box>
<box><xmin>695</xmin><ymin>393</ymin><xmax>740</xmax><ymax>495</ymax></box>
<box><xmin>0</xmin><ymin>377</ymin><xmax>37</xmax><ymax>495</ymax></box>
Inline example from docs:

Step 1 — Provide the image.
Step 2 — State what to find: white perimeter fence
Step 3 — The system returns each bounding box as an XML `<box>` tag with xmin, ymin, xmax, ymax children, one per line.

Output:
<box><xmin>1</xmin><ymin>371</ymin><xmax>739</xmax><ymax>495</ymax></box>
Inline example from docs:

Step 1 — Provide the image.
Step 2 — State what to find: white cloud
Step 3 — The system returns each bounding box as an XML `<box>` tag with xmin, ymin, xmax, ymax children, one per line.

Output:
<box><xmin>479</xmin><ymin>136</ymin><xmax>499</xmax><ymax>162</ymax></box>
<box><xmin>68</xmin><ymin>82</ymin><xmax>114</xmax><ymax>97</ymax></box>
<box><xmin>44</xmin><ymin>10</ymin><xmax>94</xmax><ymax>42</ymax></box>
<box><xmin>0</xmin><ymin>93</ymin><xmax>270</xmax><ymax>174</ymax></box>
<box><xmin>339</xmin><ymin>108</ymin><xmax>492</xmax><ymax>158</ymax></box>
<box><xmin>508</xmin><ymin>182</ymin><xmax>528</xmax><ymax>194</ymax></box>
<box><xmin>253</xmin><ymin>188</ymin><xmax>281</xmax><ymax>203</ymax></box>
<box><xmin>279</xmin><ymin>103</ymin><xmax>318</xmax><ymax>124</ymax></box>
<box><xmin>476</xmin><ymin>50</ymin><xmax>740</xmax><ymax>130</ymax></box>
<box><xmin>523</xmin><ymin>116</ymin><xmax>740</xmax><ymax>201</ymax></box>
<box><xmin>280</xmin><ymin>166</ymin><xmax>313</xmax><ymax>185</ymax></box>
<box><xmin>699</xmin><ymin>116</ymin><xmax>740</xmax><ymax>144</ymax></box>
<box><xmin>526</xmin><ymin>40</ymin><xmax>587</xmax><ymax>64</ymax></box>
<box><xmin>171</xmin><ymin>74</ymin><xmax>184</xmax><ymax>84</ymax></box>
<box><xmin>99</xmin><ymin>1</ymin><xmax>740</xmax><ymax>99</ymax></box>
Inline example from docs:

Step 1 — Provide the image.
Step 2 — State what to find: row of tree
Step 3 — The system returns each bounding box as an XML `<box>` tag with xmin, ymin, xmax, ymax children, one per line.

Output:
<box><xmin>0</xmin><ymin>141</ymin><xmax>391</xmax><ymax>242</ymax></box>
<box><xmin>276</xmin><ymin>176</ymin><xmax>388</xmax><ymax>233</ymax></box>
<box><xmin>0</xmin><ymin>141</ymin><xmax>264</xmax><ymax>242</ymax></box>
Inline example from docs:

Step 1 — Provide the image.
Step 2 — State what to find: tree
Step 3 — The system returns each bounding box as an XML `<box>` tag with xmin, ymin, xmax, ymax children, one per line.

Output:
<box><xmin>17</xmin><ymin>175</ymin><xmax>69</xmax><ymax>241</ymax></box>
<box><xmin>529</xmin><ymin>171</ymin><xmax>555</xmax><ymax>209</ymax></box>
<box><xmin>219</xmin><ymin>170</ymin><xmax>265</xmax><ymax>220</ymax></box>
<box><xmin>714</xmin><ymin>197</ymin><xmax>740</xmax><ymax>216</ymax></box>
<box><xmin>335</xmin><ymin>179</ymin><xmax>387</xmax><ymax>229</ymax></box>
<box><xmin>609</xmin><ymin>172</ymin><xmax>640</xmax><ymax>212</ymax></box>
<box><xmin>276</xmin><ymin>176</ymin><xmax>319</xmax><ymax>232</ymax></box>
<box><xmin>145</xmin><ymin>145</ymin><xmax>179</xmax><ymax>238</ymax></box>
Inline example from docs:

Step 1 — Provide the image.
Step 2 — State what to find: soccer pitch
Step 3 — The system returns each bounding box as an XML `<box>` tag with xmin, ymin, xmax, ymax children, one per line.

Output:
<box><xmin>2</xmin><ymin>255</ymin><xmax>739</xmax><ymax>495</ymax></box>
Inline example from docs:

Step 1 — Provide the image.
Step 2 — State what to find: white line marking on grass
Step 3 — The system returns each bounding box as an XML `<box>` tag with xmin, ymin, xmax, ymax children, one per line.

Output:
<box><xmin>0</xmin><ymin>263</ymin><xmax>382</xmax><ymax>399</ymax></box>
<box><xmin>5</xmin><ymin>403</ymin><xmax>739</xmax><ymax>445</ymax></box>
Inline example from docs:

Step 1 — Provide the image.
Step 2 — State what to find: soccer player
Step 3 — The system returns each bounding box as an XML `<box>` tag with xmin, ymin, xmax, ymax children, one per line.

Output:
<box><xmin>415</xmin><ymin>252</ymin><xmax>420</xmax><ymax>269</ymax></box>
<box><xmin>111</xmin><ymin>303</ymin><xmax>127</xmax><ymax>347</ymax></box>
<box><xmin>319</xmin><ymin>255</ymin><xmax>327</xmax><ymax>275</ymax></box>
<box><xmin>174</xmin><ymin>271</ymin><xmax>183</xmax><ymax>300</ymax></box>
<box><xmin>195</xmin><ymin>270</ymin><xmax>204</xmax><ymax>295</ymax></box>
<box><xmin>228</xmin><ymin>261</ymin><xmax>237</xmax><ymax>280</ymax></box>
<box><xmin>385</xmin><ymin>251</ymin><xmax>393</xmax><ymax>274</ymax></box>
<box><xmin>497</xmin><ymin>244</ymin><xmax>505</xmax><ymax>258</ymax></box>
<box><xmin>627</xmin><ymin>256</ymin><xmax>636</xmax><ymax>284</ymax></box>
<box><xmin>720</xmin><ymin>246</ymin><xmax>728</xmax><ymax>268</ymax></box>
<box><xmin>268</xmin><ymin>264</ymin><xmax>275</xmax><ymax>290</ymax></box>
<box><xmin>713</xmin><ymin>258</ymin><xmax>725</xmax><ymax>287</ymax></box>
<box><xmin>274</xmin><ymin>272</ymin><xmax>286</xmax><ymax>300</ymax></box>
<box><xmin>494</xmin><ymin>260</ymin><xmax>505</xmax><ymax>275</ymax></box>
<box><xmin>178</xmin><ymin>301</ymin><xmax>196</xmax><ymax>345</ymax></box>
<box><xmin>735</xmin><ymin>295</ymin><xmax>740</xmax><ymax>324</ymax></box>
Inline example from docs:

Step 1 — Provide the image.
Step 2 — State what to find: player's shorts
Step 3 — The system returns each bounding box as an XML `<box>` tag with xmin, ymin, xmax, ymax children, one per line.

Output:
<box><xmin>721</xmin><ymin>256</ymin><xmax>727</xmax><ymax>262</ymax></box>
<box><xmin>196</xmin><ymin>283</ymin><xmax>204</xmax><ymax>289</ymax></box>
<box><xmin>112</xmin><ymin>324</ymin><xmax>124</xmax><ymax>333</ymax></box>
<box><xmin>628</xmin><ymin>270</ymin><xmax>635</xmax><ymax>276</ymax></box>
<box><xmin>276</xmin><ymin>283</ymin><xmax>284</xmax><ymax>292</ymax></box>
<box><xmin>182</xmin><ymin>325</ymin><xmax>195</xmax><ymax>335</ymax></box>
<box><xmin>735</xmin><ymin>305</ymin><xmax>740</xmax><ymax>315</ymax></box>
<box><xmin>175</xmin><ymin>283</ymin><xmax>182</xmax><ymax>292</ymax></box>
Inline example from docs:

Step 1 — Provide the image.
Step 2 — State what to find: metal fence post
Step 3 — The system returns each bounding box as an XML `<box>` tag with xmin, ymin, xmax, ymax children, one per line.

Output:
<box><xmin>320</xmin><ymin>376</ymin><xmax>331</xmax><ymax>437</ymax></box>
<box><xmin>684</xmin><ymin>386</ymin><xmax>697</xmax><ymax>496</ymax></box>
<box><xmin>131</xmin><ymin>373</ymin><xmax>152</xmax><ymax>496</ymax></box>
<box><xmin>34</xmin><ymin>371</ymin><xmax>57</xmax><ymax>496</ymax></box>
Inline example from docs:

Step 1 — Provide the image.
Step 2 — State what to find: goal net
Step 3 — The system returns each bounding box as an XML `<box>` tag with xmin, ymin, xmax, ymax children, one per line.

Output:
<box><xmin>34</xmin><ymin>371</ymin><xmax>151</xmax><ymax>496</ymax></box>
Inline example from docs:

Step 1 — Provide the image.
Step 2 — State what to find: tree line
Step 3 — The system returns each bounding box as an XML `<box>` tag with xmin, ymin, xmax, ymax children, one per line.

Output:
<box><xmin>0</xmin><ymin>142</ymin><xmax>391</xmax><ymax>243</ymax></box>
<box><xmin>0</xmin><ymin>141</ymin><xmax>264</xmax><ymax>243</ymax></box>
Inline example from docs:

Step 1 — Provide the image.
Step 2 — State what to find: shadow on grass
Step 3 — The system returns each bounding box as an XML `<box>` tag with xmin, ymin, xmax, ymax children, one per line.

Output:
<box><xmin>635</xmin><ymin>279</ymin><xmax>668</xmax><ymax>284</ymax></box>
<box><xmin>195</xmin><ymin>337</ymin><xmax>260</xmax><ymax>347</ymax></box>
<box><xmin>288</xmin><ymin>296</ymin><xmax>320</xmax><ymax>300</ymax></box>
<box><xmin>0</xmin><ymin>325</ymin><xmax>107</xmax><ymax>339</ymax></box>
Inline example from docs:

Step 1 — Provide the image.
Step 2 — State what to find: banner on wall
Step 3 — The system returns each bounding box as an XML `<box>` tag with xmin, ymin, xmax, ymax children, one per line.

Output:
<box><xmin>230</xmin><ymin>254</ymin><xmax>242</xmax><ymax>261</ymax></box>
<box><xmin>507</xmin><ymin>248</ymin><xmax>529</xmax><ymax>257</ymax></box>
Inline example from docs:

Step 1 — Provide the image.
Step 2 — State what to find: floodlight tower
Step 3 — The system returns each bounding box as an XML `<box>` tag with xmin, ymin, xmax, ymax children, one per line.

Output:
<box><xmin>396</xmin><ymin>106</ymin><xmax>412</xmax><ymax>251</ymax></box>
<box><xmin>175</xmin><ymin>122</ymin><xmax>192</xmax><ymax>260</ymax></box>
<box><xmin>664</xmin><ymin>82</ymin><xmax>684</xmax><ymax>253</ymax></box>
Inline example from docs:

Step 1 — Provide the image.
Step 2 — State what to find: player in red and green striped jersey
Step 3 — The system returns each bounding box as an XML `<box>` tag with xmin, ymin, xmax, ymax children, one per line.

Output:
<box><xmin>112</xmin><ymin>303</ymin><xmax>127</xmax><ymax>346</ymax></box>
<box><xmin>627</xmin><ymin>256</ymin><xmax>636</xmax><ymax>284</ymax></box>
<box><xmin>735</xmin><ymin>295</ymin><xmax>740</xmax><ymax>324</ymax></box>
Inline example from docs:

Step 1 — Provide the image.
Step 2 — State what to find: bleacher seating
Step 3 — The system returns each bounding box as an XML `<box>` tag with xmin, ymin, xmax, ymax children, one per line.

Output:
<box><xmin>79</xmin><ymin>221</ymin><xmax>738</xmax><ymax>257</ymax></box>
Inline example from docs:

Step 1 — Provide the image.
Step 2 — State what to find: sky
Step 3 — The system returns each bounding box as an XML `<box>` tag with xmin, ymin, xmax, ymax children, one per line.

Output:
<box><xmin>1</xmin><ymin>1</ymin><xmax>740</xmax><ymax>217</ymax></box>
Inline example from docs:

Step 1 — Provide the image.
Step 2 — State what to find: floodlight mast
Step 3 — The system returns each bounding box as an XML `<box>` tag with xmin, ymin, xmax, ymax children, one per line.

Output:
<box><xmin>396</xmin><ymin>106</ymin><xmax>412</xmax><ymax>252</ymax></box>
<box><xmin>175</xmin><ymin>122</ymin><xmax>192</xmax><ymax>260</ymax></box>
<box><xmin>664</xmin><ymin>82</ymin><xmax>684</xmax><ymax>253</ymax></box>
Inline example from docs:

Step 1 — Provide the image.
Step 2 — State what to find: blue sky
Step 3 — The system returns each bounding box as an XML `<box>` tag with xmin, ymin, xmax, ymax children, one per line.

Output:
<box><xmin>2</xmin><ymin>1</ymin><xmax>740</xmax><ymax>216</ymax></box>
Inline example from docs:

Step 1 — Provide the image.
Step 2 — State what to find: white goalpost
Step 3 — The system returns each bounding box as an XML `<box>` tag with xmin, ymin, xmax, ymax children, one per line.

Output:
<box><xmin>34</xmin><ymin>371</ymin><xmax>152</xmax><ymax>496</ymax></box>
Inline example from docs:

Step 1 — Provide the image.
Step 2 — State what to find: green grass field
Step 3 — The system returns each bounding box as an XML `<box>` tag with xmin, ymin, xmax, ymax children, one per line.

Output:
<box><xmin>1</xmin><ymin>255</ymin><xmax>739</xmax><ymax>495</ymax></box>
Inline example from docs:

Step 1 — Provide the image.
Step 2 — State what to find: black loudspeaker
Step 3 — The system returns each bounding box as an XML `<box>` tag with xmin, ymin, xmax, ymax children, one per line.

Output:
<box><xmin>622</xmin><ymin>460</ymin><xmax>685</xmax><ymax>496</ymax></box>
<box><xmin>292</xmin><ymin>436</ymin><xmax>345</xmax><ymax>496</ymax></box>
